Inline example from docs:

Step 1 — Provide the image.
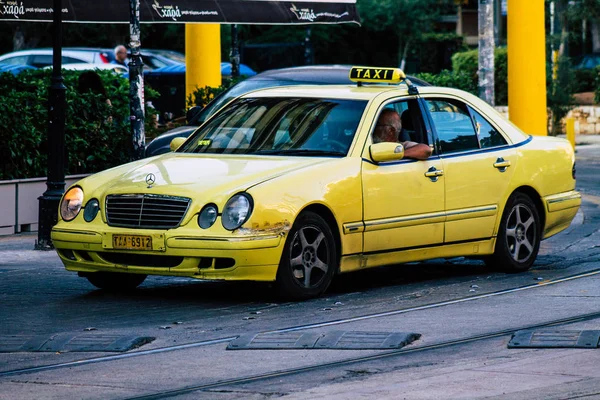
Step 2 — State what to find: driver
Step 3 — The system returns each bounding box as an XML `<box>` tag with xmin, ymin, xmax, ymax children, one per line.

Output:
<box><xmin>373</xmin><ymin>109</ymin><xmax>432</xmax><ymax>160</ymax></box>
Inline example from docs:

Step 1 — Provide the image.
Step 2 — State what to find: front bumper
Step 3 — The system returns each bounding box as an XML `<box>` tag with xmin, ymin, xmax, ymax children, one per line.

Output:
<box><xmin>51</xmin><ymin>226</ymin><xmax>285</xmax><ymax>282</ymax></box>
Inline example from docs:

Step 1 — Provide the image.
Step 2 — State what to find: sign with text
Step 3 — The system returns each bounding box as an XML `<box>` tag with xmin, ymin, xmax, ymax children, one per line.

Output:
<box><xmin>0</xmin><ymin>0</ymin><xmax>360</xmax><ymax>24</ymax></box>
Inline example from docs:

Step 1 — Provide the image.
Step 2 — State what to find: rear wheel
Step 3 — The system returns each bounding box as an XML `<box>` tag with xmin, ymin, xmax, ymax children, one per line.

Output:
<box><xmin>85</xmin><ymin>272</ymin><xmax>147</xmax><ymax>291</ymax></box>
<box><xmin>276</xmin><ymin>212</ymin><xmax>337</xmax><ymax>300</ymax></box>
<box><xmin>485</xmin><ymin>193</ymin><xmax>541</xmax><ymax>272</ymax></box>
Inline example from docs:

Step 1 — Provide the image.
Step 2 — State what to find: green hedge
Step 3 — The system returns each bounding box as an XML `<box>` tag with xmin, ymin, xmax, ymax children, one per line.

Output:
<box><xmin>451</xmin><ymin>48</ymin><xmax>508</xmax><ymax>105</ymax></box>
<box><xmin>0</xmin><ymin>69</ymin><xmax>159</xmax><ymax>180</ymax></box>
<box><xmin>414</xmin><ymin>69</ymin><xmax>477</xmax><ymax>94</ymax></box>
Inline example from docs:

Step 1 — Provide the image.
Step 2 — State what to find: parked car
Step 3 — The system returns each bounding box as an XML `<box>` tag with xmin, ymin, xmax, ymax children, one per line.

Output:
<box><xmin>42</xmin><ymin>63</ymin><xmax>127</xmax><ymax>74</ymax></box>
<box><xmin>573</xmin><ymin>53</ymin><xmax>600</xmax><ymax>70</ymax></box>
<box><xmin>145</xmin><ymin>65</ymin><xmax>430</xmax><ymax>157</ymax></box>
<box><xmin>0</xmin><ymin>48</ymin><xmax>111</xmax><ymax>68</ymax></box>
<box><xmin>0</xmin><ymin>47</ymin><xmax>185</xmax><ymax>71</ymax></box>
<box><xmin>0</xmin><ymin>63</ymin><xmax>36</xmax><ymax>75</ymax></box>
<box><xmin>141</xmin><ymin>63</ymin><xmax>257</xmax><ymax>121</ymax></box>
<box><xmin>51</xmin><ymin>66</ymin><xmax>580</xmax><ymax>299</ymax></box>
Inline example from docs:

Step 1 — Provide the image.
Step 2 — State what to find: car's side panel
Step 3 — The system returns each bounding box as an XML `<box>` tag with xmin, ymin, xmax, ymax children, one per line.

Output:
<box><xmin>361</xmin><ymin>157</ymin><xmax>445</xmax><ymax>252</ymax></box>
<box><xmin>441</xmin><ymin>147</ymin><xmax>517</xmax><ymax>242</ymax></box>
<box><xmin>246</xmin><ymin>157</ymin><xmax>365</xmax><ymax>258</ymax></box>
<box><xmin>360</xmin><ymin>238</ymin><xmax>496</xmax><ymax>269</ymax></box>
<box><xmin>503</xmin><ymin>136</ymin><xmax>579</xmax><ymax>238</ymax></box>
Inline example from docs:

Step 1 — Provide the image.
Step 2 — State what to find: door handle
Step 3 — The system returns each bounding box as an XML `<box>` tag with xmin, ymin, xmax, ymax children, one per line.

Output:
<box><xmin>493</xmin><ymin>157</ymin><xmax>511</xmax><ymax>172</ymax></box>
<box><xmin>424</xmin><ymin>166</ymin><xmax>444</xmax><ymax>182</ymax></box>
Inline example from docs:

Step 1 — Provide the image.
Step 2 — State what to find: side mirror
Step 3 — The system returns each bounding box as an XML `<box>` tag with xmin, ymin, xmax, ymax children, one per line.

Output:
<box><xmin>369</xmin><ymin>142</ymin><xmax>404</xmax><ymax>163</ymax></box>
<box><xmin>186</xmin><ymin>106</ymin><xmax>203</xmax><ymax>124</ymax></box>
<box><xmin>170</xmin><ymin>137</ymin><xmax>187</xmax><ymax>152</ymax></box>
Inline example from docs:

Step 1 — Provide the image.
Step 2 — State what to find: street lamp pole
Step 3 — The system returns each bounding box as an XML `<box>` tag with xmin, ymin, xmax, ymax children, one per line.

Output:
<box><xmin>35</xmin><ymin>0</ymin><xmax>66</xmax><ymax>250</ymax></box>
<box><xmin>129</xmin><ymin>0</ymin><xmax>145</xmax><ymax>160</ymax></box>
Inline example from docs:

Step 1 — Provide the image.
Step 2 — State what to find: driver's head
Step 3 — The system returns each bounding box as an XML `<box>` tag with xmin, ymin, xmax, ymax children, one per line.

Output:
<box><xmin>373</xmin><ymin>109</ymin><xmax>402</xmax><ymax>144</ymax></box>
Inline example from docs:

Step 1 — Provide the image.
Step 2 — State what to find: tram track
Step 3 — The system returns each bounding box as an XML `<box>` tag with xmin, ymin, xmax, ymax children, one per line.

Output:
<box><xmin>2</xmin><ymin>268</ymin><xmax>599</xmax><ymax>380</ymax></box>
<box><xmin>125</xmin><ymin>310</ymin><xmax>600</xmax><ymax>400</ymax></box>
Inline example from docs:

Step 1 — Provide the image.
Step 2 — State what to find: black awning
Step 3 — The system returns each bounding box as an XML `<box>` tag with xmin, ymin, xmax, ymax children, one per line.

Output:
<box><xmin>1</xmin><ymin>0</ymin><xmax>360</xmax><ymax>24</ymax></box>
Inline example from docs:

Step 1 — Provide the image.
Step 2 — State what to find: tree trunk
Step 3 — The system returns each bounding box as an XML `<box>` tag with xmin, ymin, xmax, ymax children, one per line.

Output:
<box><xmin>399</xmin><ymin>38</ymin><xmax>411</xmax><ymax>71</ymax></box>
<box><xmin>478</xmin><ymin>0</ymin><xmax>495</xmax><ymax>105</ymax></box>
<box><xmin>557</xmin><ymin>0</ymin><xmax>569</xmax><ymax>57</ymax></box>
<box><xmin>13</xmin><ymin>27</ymin><xmax>24</xmax><ymax>51</ymax></box>
<box><xmin>591</xmin><ymin>19</ymin><xmax>600</xmax><ymax>53</ymax></box>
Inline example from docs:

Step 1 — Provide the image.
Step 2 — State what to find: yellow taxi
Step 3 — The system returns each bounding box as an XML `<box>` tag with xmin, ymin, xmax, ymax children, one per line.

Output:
<box><xmin>52</xmin><ymin>67</ymin><xmax>581</xmax><ymax>299</ymax></box>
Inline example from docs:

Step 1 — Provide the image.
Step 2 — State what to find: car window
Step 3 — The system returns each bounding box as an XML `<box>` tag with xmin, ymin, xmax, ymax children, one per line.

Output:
<box><xmin>375</xmin><ymin>99</ymin><xmax>427</xmax><ymax>144</ymax></box>
<box><xmin>0</xmin><ymin>55</ymin><xmax>29</xmax><ymax>65</ymax></box>
<box><xmin>468</xmin><ymin>106</ymin><xmax>507</xmax><ymax>148</ymax></box>
<box><xmin>179</xmin><ymin>97</ymin><xmax>367</xmax><ymax>157</ymax></box>
<box><xmin>141</xmin><ymin>55</ymin><xmax>168</xmax><ymax>70</ymax></box>
<box><xmin>30</xmin><ymin>54</ymin><xmax>53</xmax><ymax>67</ymax></box>
<box><xmin>425</xmin><ymin>98</ymin><xmax>479</xmax><ymax>153</ymax></box>
<box><xmin>196</xmin><ymin>79</ymin><xmax>316</xmax><ymax>125</ymax></box>
<box><xmin>29</xmin><ymin>55</ymin><xmax>82</xmax><ymax>68</ymax></box>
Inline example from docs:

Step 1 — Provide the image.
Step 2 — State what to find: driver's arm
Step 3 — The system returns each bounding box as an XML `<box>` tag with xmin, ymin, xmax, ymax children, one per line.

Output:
<box><xmin>402</xmin><ymin>141</ymin><xmax>432</xmax><ymax>160</ymax></box>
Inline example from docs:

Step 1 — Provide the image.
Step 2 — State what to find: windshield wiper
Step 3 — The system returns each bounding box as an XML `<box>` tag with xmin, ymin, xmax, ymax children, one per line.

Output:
<box><xmin>254</xmin><ymin>149</ymin><xmax>346</xmax><ymax>157</ymax></box>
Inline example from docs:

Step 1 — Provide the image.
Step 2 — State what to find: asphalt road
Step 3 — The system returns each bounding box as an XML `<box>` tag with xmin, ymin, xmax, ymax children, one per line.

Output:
<box><xmin>0</xmin><ymin>140</ymin><xmax>599</xmax><ymax>400</ymax></box>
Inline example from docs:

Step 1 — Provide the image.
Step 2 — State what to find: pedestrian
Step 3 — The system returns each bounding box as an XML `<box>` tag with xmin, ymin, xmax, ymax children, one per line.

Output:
<box><xmin>111</xmin><ymin>45</ymin><xmax>128</xmax><ymax>68</ymax></box>
<box><xmin>77</xmin><ymin>70</ymin><xmax>113</xmax><ymax>122</ymax></box>
<box><xmin>73</xmin><ymin>70</ymin><xmax>115</xmax><ymax>173</ymax></box>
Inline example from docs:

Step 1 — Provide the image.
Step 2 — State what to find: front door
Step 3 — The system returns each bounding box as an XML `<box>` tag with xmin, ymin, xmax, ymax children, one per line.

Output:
<box><xmin>362</xmin><ymin>99</ymin><xmax>445</xmax><ymax>253</ymax></box>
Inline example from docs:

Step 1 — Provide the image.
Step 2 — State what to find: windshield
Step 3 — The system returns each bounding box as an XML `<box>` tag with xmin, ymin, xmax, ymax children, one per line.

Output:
<box><xmin>194</xmin><ymin>79</ymin><xmax>334</xmax><ymax>125</ymax></box>
<box><xmin>179</xmin><ymin>97</ymin><xmax>367</xmax><ymax>157</ymax></box>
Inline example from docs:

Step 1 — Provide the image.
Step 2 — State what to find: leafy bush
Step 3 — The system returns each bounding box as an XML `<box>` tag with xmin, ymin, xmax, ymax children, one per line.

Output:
<box><xmin>414</xmin><ymin>70</ymin><xmax>477</xmax><ymax>95</ymax></box>
<box><xmin>547</xmin><ymin>56</ymin><xmax>575</xmax><ymax>136</ymax></box>
<box><xmin>0</xmin><ymin>69</ymin><xmax>159</xmax><ymax>180</ymax></box>
<box><xmin>186</xmin><ymin>76</ymin><xmax>246</xmax><ymax>109</ymax></box>
<box><xmin>451</xmin><ymin>48</ymin><xmax>508</xmax><ymax>105</ymax></box>
<box><xmin>572</xmin><ymin>68</ymin><xmax>597</xmax><ymax>93</ymax></box>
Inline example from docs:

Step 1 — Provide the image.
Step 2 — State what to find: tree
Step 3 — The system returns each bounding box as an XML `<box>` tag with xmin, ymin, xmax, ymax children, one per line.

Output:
<box><xmin>357</xmin><ymin>0</ymin><xmax>455</xmax><ymax>70</ymax></box>
<box><xmin>569</xmin><ymin>0</ymin><xmax>600</xmax><ymax>53</ymax></box>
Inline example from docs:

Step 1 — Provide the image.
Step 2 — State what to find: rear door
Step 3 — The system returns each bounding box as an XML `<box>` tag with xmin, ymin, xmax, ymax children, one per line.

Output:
<box><xmin>421</xmin><ymin>96</ymin><xmax>515</xmax><ymax>243</ymax></box>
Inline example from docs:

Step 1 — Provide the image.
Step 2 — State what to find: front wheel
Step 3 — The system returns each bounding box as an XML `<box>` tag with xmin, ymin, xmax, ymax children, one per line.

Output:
<box><xmin>485</xmin><ymin>193</ymin><xmax>541</xmax><ymax>272</ymax></box>
<box><xmin>85</xmin><ymin>272</ymin><xmax>147</xmax><ymax>291</ymax></box>
<box><xmin>276</xmin><ymin>212</ymin><xmax>337</xmax><ymax>300</ymax></box>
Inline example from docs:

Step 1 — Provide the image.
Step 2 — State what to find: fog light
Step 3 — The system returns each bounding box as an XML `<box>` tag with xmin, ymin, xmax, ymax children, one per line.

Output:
<box><xmin>198</xmin><ymin>204</ymin><xmax>218</xmax><ymax>229</ymax></box>
<box><xmin>83</xmin><ymin>199</ymin><xmax>100</xmax><ymax>222</ymax></box>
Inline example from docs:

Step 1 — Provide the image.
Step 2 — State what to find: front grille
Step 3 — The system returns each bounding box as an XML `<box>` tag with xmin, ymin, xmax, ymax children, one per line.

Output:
<box><xmin>106</xmin><ymin>194</ymin><xmax>191</xmax><ymax>229</ymax></box>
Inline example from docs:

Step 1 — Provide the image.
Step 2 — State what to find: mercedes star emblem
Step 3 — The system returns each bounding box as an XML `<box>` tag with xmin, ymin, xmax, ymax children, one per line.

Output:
<box><xmin>145</xmin><ymin>173</ymin><xmax>156</xmax><ymax>188</ymax></box>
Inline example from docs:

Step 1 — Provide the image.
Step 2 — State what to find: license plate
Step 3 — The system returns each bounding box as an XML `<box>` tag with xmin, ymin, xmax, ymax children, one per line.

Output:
<box><xmin>112</xmin><ymin>234</ymin><xmax>152</xmax><ymax>250</ymax></box>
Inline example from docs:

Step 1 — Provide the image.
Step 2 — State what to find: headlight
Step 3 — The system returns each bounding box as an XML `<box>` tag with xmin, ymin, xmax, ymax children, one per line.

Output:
<box><xmin>60</xmin><ymin>187</ymin><xmax>84</xmax><ymax>221</ymax></box>
<box><xmin>83</xmin><ymin>199</ymin><xmax>100</xmax><ymax>222</ymax></box>
<box><xmin>222</xmin><ymin>193</ymin><xmax>253</xmax><ymax>231</ymax></box>
<box><xmin>198</xmin><ymin>204</ymin><xmax>218</xmax><ymax>229</ymax></box>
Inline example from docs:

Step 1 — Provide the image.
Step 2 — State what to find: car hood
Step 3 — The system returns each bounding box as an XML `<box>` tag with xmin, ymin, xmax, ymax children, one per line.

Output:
<box><xmin>82</xmin><ymin>152</ymin><xmax>330</xmax><ymax>202</ymax></box>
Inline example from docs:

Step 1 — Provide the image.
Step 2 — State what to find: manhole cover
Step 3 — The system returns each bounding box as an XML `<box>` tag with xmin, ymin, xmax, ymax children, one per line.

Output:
<box><xmin>227</xmin><ymin>331</ymin><xmax>420</xmax><ymax>350</ymax></box>
<box><xmin>508</xmin><ymin>330</ymin><xmax>600</xmax><ymax>349</ymax></box>
<box><xmin>0</xmin><ymin>334</ymin><xmax>154</xmax><ymax>352</ymax></box>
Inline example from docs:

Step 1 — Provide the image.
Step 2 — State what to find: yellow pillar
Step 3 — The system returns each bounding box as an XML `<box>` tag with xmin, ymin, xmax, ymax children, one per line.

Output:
<box><xmin>185</xmin><ymin>24</ymin><xmax>221</xmax><ymax>102</ymax></box>
<box><xmin>566</xmin><ymin>117</ymin><xmax>575</xmax><ymax>149</ymax></box>
<box><xmin>508</xmin><ymin>0</ymin><xmax>547</xmax><ymax>136</ymax></box>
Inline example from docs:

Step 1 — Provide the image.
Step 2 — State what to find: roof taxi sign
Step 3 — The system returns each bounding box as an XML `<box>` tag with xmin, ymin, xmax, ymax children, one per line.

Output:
<box><xmin>349</xmin><ymin>67</ymin><xmax>406</xmax><ymax>84</ymax></box>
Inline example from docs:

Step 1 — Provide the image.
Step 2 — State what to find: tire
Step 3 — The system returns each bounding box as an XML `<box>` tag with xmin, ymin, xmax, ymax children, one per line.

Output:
<box><xmin>85</xmin><ymin>272</ymin><xmax>147</xmax><ymax>291</ymax></box>
<box><xmin>276</xmin><ymin>211</ymin><xmax>337</xmax><ymax>300</ymax></box>
<box><xmin>485</xmin><ymin>192</ymin><xmax>541</xmax><ymax>272</ymax></box>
